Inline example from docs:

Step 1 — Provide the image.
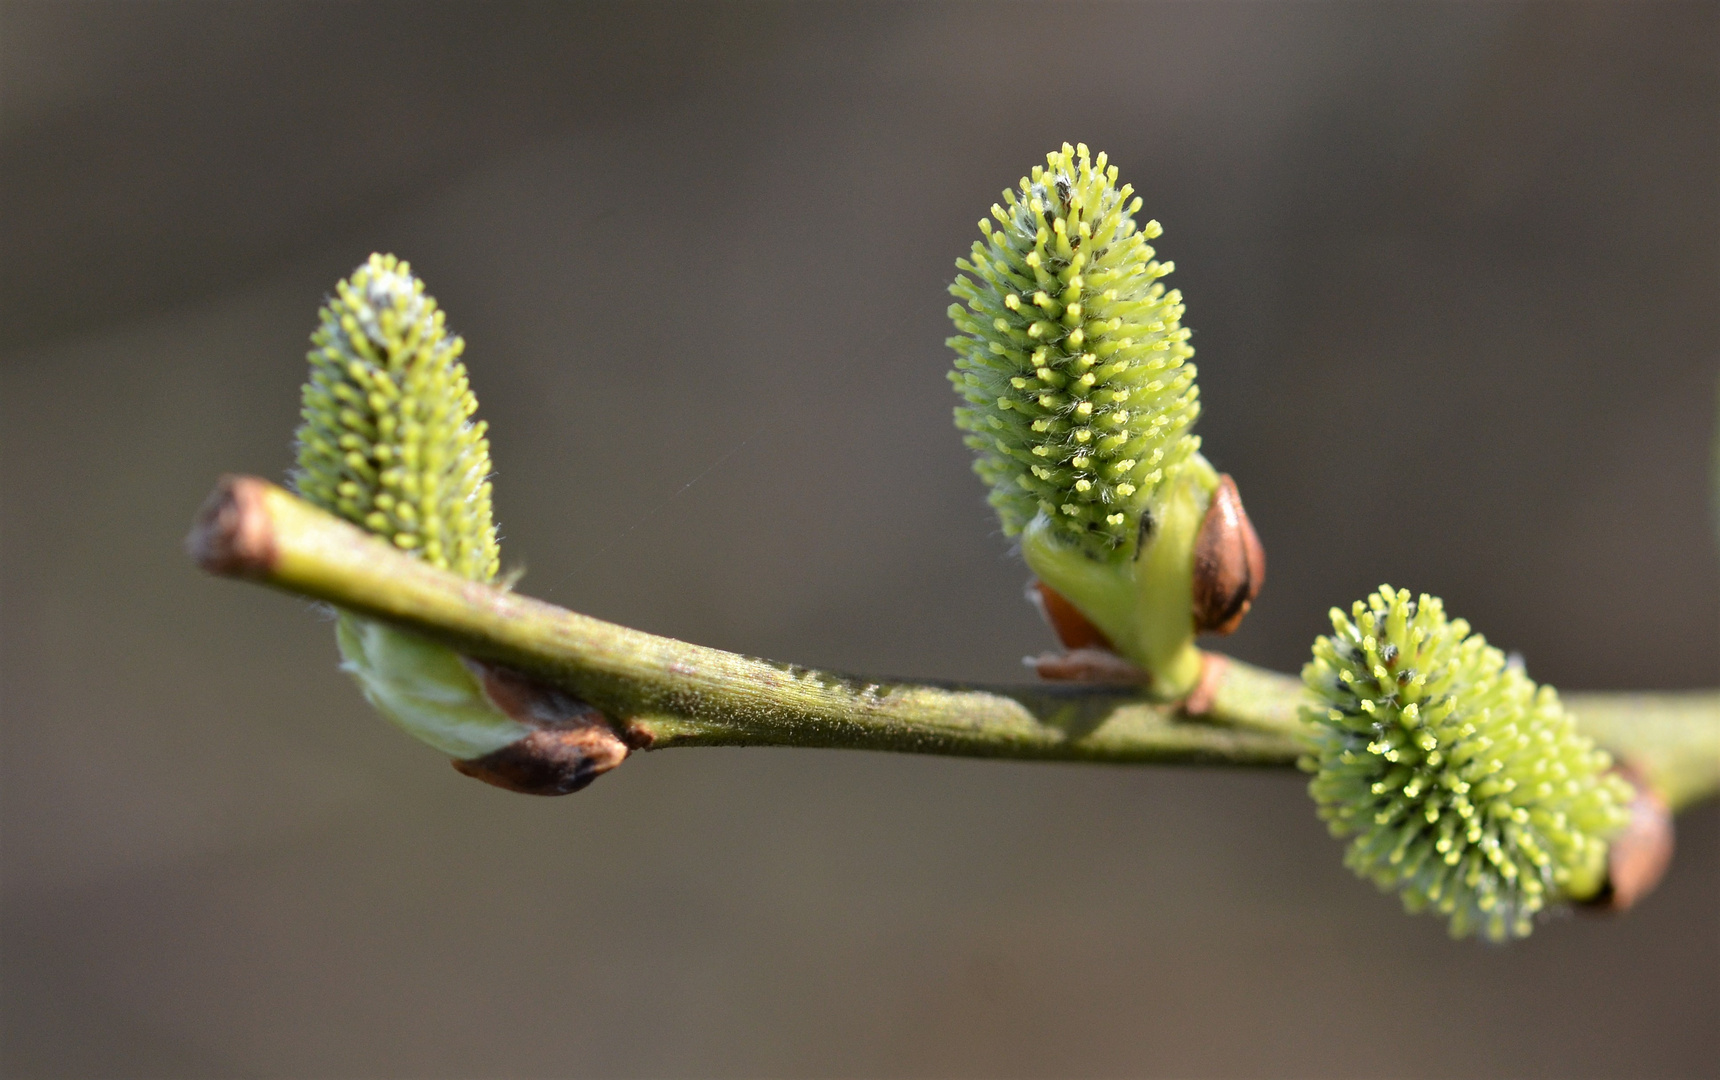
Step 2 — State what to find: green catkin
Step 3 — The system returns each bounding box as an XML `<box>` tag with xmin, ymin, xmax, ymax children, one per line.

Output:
<box><xmin>292</xmin><ymin>256</ymin><xmax>526</xmax><ymax>761</ymax></box>
<box><xmin>1301</xmin><ymin>586</ymin><xmax>1633</xmax><ymax>941</ymax></box>
<box><xmin>293</xmin><ymin>253</ymin><xmax>499</xmax><ymax>583</ymax></box>
<box><xmin>948</xmin><ymin>142</ymin><xmax>1199</xmax><ymax>550</ymax></box>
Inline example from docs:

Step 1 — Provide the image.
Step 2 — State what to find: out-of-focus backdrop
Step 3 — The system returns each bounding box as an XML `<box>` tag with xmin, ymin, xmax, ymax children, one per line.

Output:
<box><xmin>3</xmin><ymin>3</ymin><xmax>1716</xmax><ymax>1076</ymax></box>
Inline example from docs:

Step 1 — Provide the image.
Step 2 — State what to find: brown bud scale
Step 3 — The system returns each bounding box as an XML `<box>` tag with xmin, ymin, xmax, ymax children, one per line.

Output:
<box><xmin>1030</xmin><ymin>580</ymin><xmax>1115</xmax><ymax>652</ymax></box>
<box><xmin>451</xmin><ymin>661</ymin><xmax>631</xmax><ymax>795</ymax></box>
<box><xmin>1191</xmin><ymin>474</ymin><xmax>1265</xmax><ymax>635</ymax></box>
<box><xmin>1584</xmin><ymin>764</ymin><xmax>1674</xmax><ymax>912</ymax></box>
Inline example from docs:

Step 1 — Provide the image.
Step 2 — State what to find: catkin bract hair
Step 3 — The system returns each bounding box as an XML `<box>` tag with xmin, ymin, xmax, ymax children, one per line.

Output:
<box><xmin>1301</xmin><ymin>586</ymin><xmax>1631</xmax><ymax>941</ymax></box>
<box><xmin>948</xmin><ymin>143</ymin><xmax>1199</xmax><ymax>549</ymax></box>
<box><xmin>293</xmin><ymin>254</ymin><xmax>500</xmax><ymax>582</ymax></box>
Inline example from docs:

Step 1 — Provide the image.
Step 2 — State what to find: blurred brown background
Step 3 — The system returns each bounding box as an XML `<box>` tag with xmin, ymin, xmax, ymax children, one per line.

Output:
<box><xmin>3</xmin><ymin>2</ymin><xmax>1717</xmax><ymax>1076</ymax></box>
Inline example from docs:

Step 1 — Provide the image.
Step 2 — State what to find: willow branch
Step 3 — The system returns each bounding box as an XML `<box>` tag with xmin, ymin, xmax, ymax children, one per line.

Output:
<box><xmin>188</xmin><ymin>476</ymin><xmax>1720</xmax><ymax>809</ymax></box>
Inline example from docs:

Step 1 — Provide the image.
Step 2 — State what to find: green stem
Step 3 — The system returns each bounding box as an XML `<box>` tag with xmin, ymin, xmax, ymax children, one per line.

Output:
<box><xmin>1559</xmin><ymin>692</ymin><xmax>1720</xmax><ymax>813</ymax></box>
<box><xmin>189</xmin><ymin>476</ymin><xmax>1720</xmax><ymax>809</ymax></box>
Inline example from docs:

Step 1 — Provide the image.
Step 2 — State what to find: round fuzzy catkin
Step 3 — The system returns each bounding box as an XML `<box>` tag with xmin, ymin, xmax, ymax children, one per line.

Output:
<box><xmin>293</xmin><ymin>254</ymin><xmax>499</xmax><ymax>583</ymax></box>
<box><xmin>1301</xmin><ymin>586</ymin><xmax>1632</xmax><ymax>941</ymax></box>
<box><xmin>948</xmin><ymin>143</ymin><xmax>1199</xmax><ymax>550</ymax></box>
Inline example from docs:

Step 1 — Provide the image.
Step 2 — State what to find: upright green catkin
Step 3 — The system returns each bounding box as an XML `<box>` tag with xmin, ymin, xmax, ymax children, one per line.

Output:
<box><xmin>948</xmin><ymin>142</ymin><xmax>1199</xmax><ymax>550</ymax></box>
<box><xmin>292</xmin><ymin>256</ymin><xmax>527</xmax><ymax>762</ymax></box>
<box><xmin>293</xmin><ymin>253</ymin><xmax>499</xmax><ymax>583</ymax></box>
<box><xmin>1301</xmin><ymin>586</ymin><xmax>1632</xmax><ymax>941</ymax></box>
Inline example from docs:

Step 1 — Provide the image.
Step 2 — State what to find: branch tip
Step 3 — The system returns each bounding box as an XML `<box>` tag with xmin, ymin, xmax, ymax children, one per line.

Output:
<box><xmin>187</xmin><ymin>474</ymin><xmax>278</xmax><ymax>579</ymax></box>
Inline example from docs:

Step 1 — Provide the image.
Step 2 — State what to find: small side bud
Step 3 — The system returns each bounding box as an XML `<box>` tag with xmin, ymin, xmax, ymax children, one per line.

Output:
<box><xmin>1191</xmin><ymin>474</ymin><xmax>1265</xmax><ymax>635</ymax></box>
<box><xmin>1583</xmin><ymin>765</ymin><xmax>1674</xmax><ymax>912</ymax></box>
<box><xmin>452</xmin><ymin>662</ymin><xmax>635</xmax><ymax>796</ymax></box>
<box><xmin>1027</xmin><ymin>579</ymin><xmax>1115</xmax><ymax>651</ymax></box>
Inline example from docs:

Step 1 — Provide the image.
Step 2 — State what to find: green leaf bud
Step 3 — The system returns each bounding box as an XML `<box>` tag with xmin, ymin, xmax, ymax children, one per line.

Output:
<box><xmin>1301</xmin><ymin>585</ymin><xmax>1633</xmax><ymax>941</ymax></box>
<box><xmin>334</xmin><ymin>614</ymin><xmax>530</xmax><ymax>760</ymax></box>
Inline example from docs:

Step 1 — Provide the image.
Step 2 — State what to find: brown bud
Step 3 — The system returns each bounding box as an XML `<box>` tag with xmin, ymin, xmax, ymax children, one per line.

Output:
<box><xmin>451</xmin><ymin>661</ymin><xmax>631</xmax><ymax>795</ymax></box>
<box><xmin>1028</xmin><ymin>580</ymin><xmax>1115</xmax><ymax>652</ymax></box>
<box><xmin>1191</xmin><ymin>474</ymin><xmax>1265</xmax><ymax>635</ymax></box>
<box><xmin>1584</xmin><ymin>764</ymin><xmax>1674</xmax><ymax>912</ymax></box>
<box><xmin>1179</xmin><ymin>652</ymin><xmax>1228</xmax><ymax>717</ymax></box>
